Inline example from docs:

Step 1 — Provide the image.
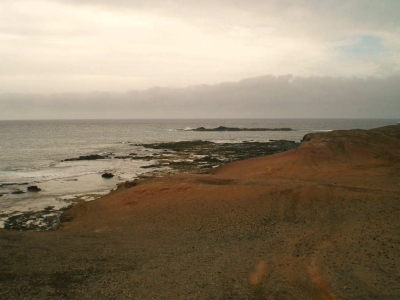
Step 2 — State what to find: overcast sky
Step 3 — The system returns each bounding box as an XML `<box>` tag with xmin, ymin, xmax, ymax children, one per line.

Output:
<box><xmin>1</xmin><ymin>0</ymin><xmax>400</xmax><ymax>93</ymax></box>
<box><xmin>0</xmin><ymin>1</ymin><xmax>399</xmax><ymax>119</ymax></box>
<box><xmin>1</xmin><ymin>75</ymin><xmax>399</xmax><ymax>119</ymax></box>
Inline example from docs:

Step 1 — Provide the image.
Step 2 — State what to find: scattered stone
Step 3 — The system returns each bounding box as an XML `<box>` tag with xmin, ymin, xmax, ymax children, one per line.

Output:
<box><xmin>102</xmin><ymin>173</ymin><xmax>114</xmax><ymax>178</ymax></box>
<box><xmin>27</xmin><ymin>185</ymin><xmax>41</xmax><ymax>192</ymax></box>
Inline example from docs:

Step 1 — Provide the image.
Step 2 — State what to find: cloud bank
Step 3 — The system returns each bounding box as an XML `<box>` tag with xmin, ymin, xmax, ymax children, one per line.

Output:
<box><xmin>1</xmin><ymin>75</ymin><xmax>399</xmax><ymax>119</ymax></box>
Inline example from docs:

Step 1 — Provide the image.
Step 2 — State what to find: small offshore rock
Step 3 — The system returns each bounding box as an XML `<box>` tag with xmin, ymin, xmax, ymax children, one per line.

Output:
<box><xmin>191</xmin><ymin>126</ymin><xmax>294</xmax><ymax>132</ymax></box>
<box><xmin>11</xmin><ymin>190</ymin><xmax>25</xmax><ymax>194</ymax></box>
<box><xmin>102</xmin><ymin>172</ymin><xmax>114</xmax><ymax>178</ymax></box>
<box><xmin>27</xmin><ymin>185</ymin><xmax>41</xmax><ymax>192</ymax></box>
<box><xmin>140</xmin><ymin>164</ymin><xmax>161</xmax><ymax>169</ymax></box>
<box><xmin>63</xmin><ymin>154</ymin><xmax>109</xmax><ymax>162</ymax></box>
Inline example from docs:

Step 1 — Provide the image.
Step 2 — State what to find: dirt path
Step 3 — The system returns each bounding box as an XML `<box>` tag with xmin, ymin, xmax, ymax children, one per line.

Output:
<box><xmin>1</xmin><ymin>125</ymin><xmax>399</xmax><ymax>299</ymax></box>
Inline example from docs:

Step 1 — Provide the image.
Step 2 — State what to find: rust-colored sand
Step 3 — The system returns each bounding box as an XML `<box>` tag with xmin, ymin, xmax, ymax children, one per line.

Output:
<box><xmin>1</xmin><ymin>125</ymin><xmax>399</xmax><ymax>299</ymax></box>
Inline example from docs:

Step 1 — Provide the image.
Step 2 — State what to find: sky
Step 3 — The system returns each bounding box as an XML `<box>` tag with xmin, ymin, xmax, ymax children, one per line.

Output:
<box><xmin>0</xmin><ymin>0</ymin><xmax>399</xmax><ymax>119</ymax></box>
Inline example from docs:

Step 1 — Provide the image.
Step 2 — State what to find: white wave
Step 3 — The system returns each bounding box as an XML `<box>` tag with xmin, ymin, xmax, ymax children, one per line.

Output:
<box><xmin>212</xmin><ymin>139</ymin><xmax>243</xmax><ymax>144</ymax></box>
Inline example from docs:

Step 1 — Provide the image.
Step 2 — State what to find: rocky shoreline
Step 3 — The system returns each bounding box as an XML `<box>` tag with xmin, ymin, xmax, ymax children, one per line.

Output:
<box><xmin>137</xmin><ymin>139</ymin><xmax>299</xmax><ymax>176</ymax></box>
<box><xmin>1</xmin><ymin>139</ymin><xmax>299</xmax><ymax>231</ymax></box>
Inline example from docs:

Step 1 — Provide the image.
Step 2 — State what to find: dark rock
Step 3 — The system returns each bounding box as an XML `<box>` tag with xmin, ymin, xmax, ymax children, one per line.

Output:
<box><xmin>1</xmin><ymin>183</ymin><xmax>19</xmax><ymax>187</ymax></box>
<box><xmin>190</xmin><ymin>126</ymin><xmax>294</xmax><ymax>131</ymax></box>
<box><xmin>124</xmin><ymin>180</ymin><xmax>138</xmax><ymax>188</ymax></box>
<box><xmin>11</xmin><ymin>190</ymin><xmax>25</xmax><ymax>194</ymax></box>
<box><xmin>4</xmin><ymin>211</ymin><xmax>61</xmax><ymax>231</ymax></box>
<box><xmin>130</xmin><ymin>155</ymin><xmax>156</xmax><ymax>160</ymax></box>
<box><xmin>102</xmin><ymin>173</ymin><xmax>114</xmax><ymax>178</ymax></box>
<box><xmin>143</xmin><ymin>140</ymin><xmax>214</xmax><ymax>151</ymax></box>
<box><xmin>140</xmin><ymin>164</ymin><xmax>161</xmax><ymax>169</ymax></box>
<box><xmin>27</xmin><ymin>185</ymin><xmax>41</xmax><ymax>192</ymax></box>
<box><xmin>114</xmin><ymin>155</ymin><xmax>132</xmax><ymax>159</ymax></box>
<box><xmin>63</xmin><ymin>154</ymin><xmax>109</xmax><ymax>162</ymax></box>
<box><xmin>117</xmin><ymin>180</ymin><xmax>139</xmax><ymax>189</ymax></box>
<box><xmin>140</xmin><ymin>139</ymin><xmax>300</xmax><ymax>175</ymax></box>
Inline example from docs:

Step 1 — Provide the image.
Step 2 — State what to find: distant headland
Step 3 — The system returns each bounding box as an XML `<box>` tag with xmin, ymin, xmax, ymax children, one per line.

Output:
<box><xmin>187</xmin><ymin>126</ymin><xmax>294</xmax><ymax>131</ymax></box>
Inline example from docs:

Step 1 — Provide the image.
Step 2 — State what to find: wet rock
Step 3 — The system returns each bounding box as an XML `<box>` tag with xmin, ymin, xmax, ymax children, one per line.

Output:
<box><xmin>102</xmin><ymin>173</ymin><xmax>114</xmax><ymax>178</ymax></box>
<box><xmin>191</xmin><ymin>126</ymin><xmax>294</xmax><ymax>131</ymax></box>
<box><xmin>63</xmin><ymin>154</ymin><xmax>109</xmax><ymax>162</ymax></box>
<box><xmin>117</xmin><ymin>180</ymin><xmax>139</xmax><ymax>189</ymax></box>
<box><xmin>4</xmin><ymin>211</ymin><xmax>61</xmax><ymax>231</ymax></box>
<box><xmin>140</xmin><ymin>139</ymin><xmax>300</xmax><ymax>175</ymax></box>
<box><xmin>130</xmin><ymin>155</ymin><xmax>156</xmax><ymax>160</ymax></box>
<box><xmin>27</xmin><ymin>185</ymin><xmax>41</xmax><ymax>192</ymax></box>
<box><xmin>140</xmin><ymin>164</ymin><xmax>161</xmax><ymax>169</ymax></box>
<box><xmin>11</xmin><ymin>190</ymin><xmax>25</xmax><ymax>194</ymax></box>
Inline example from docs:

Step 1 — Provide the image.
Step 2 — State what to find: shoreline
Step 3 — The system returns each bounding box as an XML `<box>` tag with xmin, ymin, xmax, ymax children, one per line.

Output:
<box><xmin>0</xmin><ymin>124</ymin><xmax>399</xmax><ymax>299</ymax></box>
<box><xmin>1</xmin><ymin>139</ymin><xmax>299</xmax><ymax>230</ymax></box>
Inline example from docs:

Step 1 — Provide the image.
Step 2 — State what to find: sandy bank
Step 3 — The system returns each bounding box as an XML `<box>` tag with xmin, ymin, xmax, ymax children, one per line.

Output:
<box><xmin>1</xmin><ymin>124</ymin><xmax>399</xmax><ymax>299</ymax></box>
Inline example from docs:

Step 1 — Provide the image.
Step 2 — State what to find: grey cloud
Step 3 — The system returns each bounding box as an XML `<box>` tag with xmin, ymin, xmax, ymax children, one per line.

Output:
<box><xmin>53</xmin><ymin>0</ymin><xmax>400</xmax><ymax>29</ymax></box>
<box><xmin>1</xmin><ymin>75</ymin><xmax>399</xmax><ymax>119</ymax></box>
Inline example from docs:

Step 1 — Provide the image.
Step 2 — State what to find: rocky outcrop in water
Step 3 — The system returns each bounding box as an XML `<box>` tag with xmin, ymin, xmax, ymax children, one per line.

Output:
<box><xmin>27</xmin><ymin>185</ymin><xmax>41</xmax><ymax>192</ymax></box>
<box><xmin>102</xmin><ymin>173</ymin><xmax>114</xmax><ymax>178</ymax></box>
<box><xmin>63</xmin><ymin>154</ymin><xmax>109</xmax><ymax>161</ymax></box>
<box><xmin>11</xmin><ymin>190</ymin><xmax>25</xmax><ymax>194</ymax></box>
<box><xmin>191</xmin><ymin>126</ymin><xmax>294</xmax><ymax>131</ymax></box>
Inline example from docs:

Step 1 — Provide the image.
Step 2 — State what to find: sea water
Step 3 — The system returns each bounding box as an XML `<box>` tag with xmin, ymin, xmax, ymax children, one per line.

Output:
<box><xmin>0</xmin><ymin>118</ymin><xmax>397</xmax><ymax>219</ymax></box>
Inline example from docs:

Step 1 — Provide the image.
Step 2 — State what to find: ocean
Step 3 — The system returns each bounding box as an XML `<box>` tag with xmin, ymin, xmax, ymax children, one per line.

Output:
<box><xmin>0</xmin><ymin>118</ymin><xmax>397</xmax><ymax>222</ymax></box>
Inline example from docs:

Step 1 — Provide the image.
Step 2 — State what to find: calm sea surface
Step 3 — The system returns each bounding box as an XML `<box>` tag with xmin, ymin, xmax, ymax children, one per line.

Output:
<box><xmin>0</xmin><ymin>118</ymin><xmax>397</xmax><ymax>217</ymax></box>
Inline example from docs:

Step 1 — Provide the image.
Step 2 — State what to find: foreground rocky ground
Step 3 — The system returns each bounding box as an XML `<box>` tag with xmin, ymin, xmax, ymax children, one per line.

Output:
<box><xmin>0</xmin><ymin>124</ymin><xmax>399</xmax><ymax>299</ymax></box>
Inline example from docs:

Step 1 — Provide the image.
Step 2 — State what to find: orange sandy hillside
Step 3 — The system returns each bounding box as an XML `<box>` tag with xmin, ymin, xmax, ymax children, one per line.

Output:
<box><xmin>212</xmin><ymin>124</ymin><xmax>400</xmax><ymax>184</ymax></box>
